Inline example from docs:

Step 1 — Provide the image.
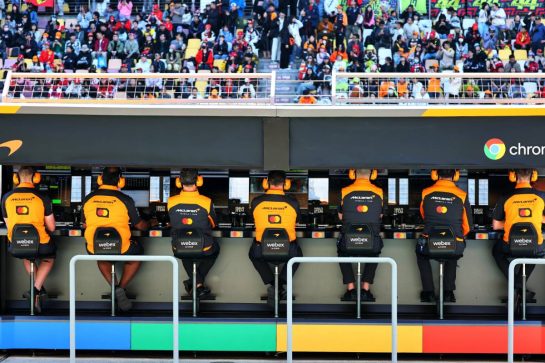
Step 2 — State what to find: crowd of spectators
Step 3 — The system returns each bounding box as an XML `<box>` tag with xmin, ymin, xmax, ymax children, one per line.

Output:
<box><xmin>1</xmin><ymin>0</ymin><xmax>545</xmax><ymax>102</ymax></box>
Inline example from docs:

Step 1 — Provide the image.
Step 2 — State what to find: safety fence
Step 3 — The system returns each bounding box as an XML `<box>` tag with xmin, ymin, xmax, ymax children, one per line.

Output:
<box><xmin>3</xmin><ymin>71</ymin><xmax>545</xmax><ymax>106</ymax></box>
<box><xmin>2</xmin><ymin>72</ymin><xmax>274</xmax><ymax>104</ymax></box>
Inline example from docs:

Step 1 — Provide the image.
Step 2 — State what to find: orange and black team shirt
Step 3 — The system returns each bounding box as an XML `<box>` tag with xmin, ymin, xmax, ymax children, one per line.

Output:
<box><xmin>493</xmin><ymin>182</ymin><xmax>545</xmax><ymax>245</ymax></box>
<box><xmin>251</xmin><ymin>190</ymin><xmax>300</xmax><ymax>242</ymax></box>
<box><xmin>167</xmin><ymin>190</ymin><xmax>217</xmax><ymax>247</ymax></box>
<box><xmin>421</xmin><ymin>180</ymin><xmax>473</xmax><ymax>240</ymax></box>
<box><xmin>339</xmin><ymin>179</ymin><xmax>383</xmax><ymax>237</ymax></box>
<box><xmin>1</xmin><ymin>182</ymin><xmax>53</xmax><ymax>244</ymax></box>
<box><xmin>82</xmin><ymin>185</ymin><xmax>141</xmax><ymax>254</ymax></box>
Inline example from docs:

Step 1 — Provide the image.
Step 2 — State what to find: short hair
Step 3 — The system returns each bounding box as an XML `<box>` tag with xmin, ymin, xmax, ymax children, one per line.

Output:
<box><xmin>180</xmin><ymin>168</ymin><xmax>198</xmax><ymax>186</ymax></box>
<box><xmin>356</xmin><ymin>169</ymin><xmax>371</xmax><ymax>178</ymax></box>
<box><xmin>18</xmin><ymin>166</ymin><xmax>35</xmax><ymax>179</ymax></box>
<box><xmin>438</xmin><ymin>169</ymin><xmax>456</xmax><ymax>179</ymax></box>
<box><xmin>102</xmin><ymin>167</ymin><xmax>122</xmax><ymax>186</ymax></box>
<box><xmin>516</xmin><ymin>169</ymin><xmax>533</xmax><ymax>179</ymax></box>
<box><xmin>267</xmin><ymin>170</ymin><xmax>286</xmax><ymax>187</ymax></box>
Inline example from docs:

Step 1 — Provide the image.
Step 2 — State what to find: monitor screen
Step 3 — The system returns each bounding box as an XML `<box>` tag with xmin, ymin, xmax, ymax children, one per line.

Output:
<box><xmin>70</xmin><ymin>176</ymin><xmax>82</xmax><ymax>203</ymax></box>
<box><xmin>149</xmin><ymin>176</ymin><xmax>161</xmax><ymax>202</ymax></box>
<box><xmin>229</xmin><ymin>177</ymin><xmax>250</xmax><ymax>204</ymax></box>
<box><xmin>123</xmin><ymin>190</ymin><xmax>150</xmax><ymax>208</ymax></box>
<box><xmin>308</xmin><ymin>178</ymin><xmax>329</xmax><ymax>203</ymax></box>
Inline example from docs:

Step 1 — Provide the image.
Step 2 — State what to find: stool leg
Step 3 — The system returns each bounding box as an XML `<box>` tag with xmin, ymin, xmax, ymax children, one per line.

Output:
<box><xmin>356</xmin><ymin>262</ymin><xmax>362</xmax><ymax>319</ymax></box>
<box><xmin>439</xmin><ymin>262</ymin><xmax>444</xmax><ymax>320</ymax></box>
<box><xmin>274</xmin><ymin>265</ymin><xmax>279</xmax><ymax>318</ymax></box>
<box><xmin>522</xmin><ymin>263</ymin><xmax>527</xmax><ymax>321</ymax></box>
<box><xmin>30</xmin><ymin>261</ymin><xmax>35</xmax><ymax>316</ymax></box>
<box><xmin>111</xmin><ymin>264</ymin><xmax>116</xmax><ymax>317</ymax></box>
<box><xmin>192</xmin><ymin>262</ymin><xmax>197</xmax><ymax>318</ymax></box>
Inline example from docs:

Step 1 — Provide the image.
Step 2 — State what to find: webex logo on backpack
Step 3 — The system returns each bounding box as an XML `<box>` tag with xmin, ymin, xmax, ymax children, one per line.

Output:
<box><xmin>484</xmin><ymin>138</ymin><xmax>545</xmax><ymax>160</ymax></box>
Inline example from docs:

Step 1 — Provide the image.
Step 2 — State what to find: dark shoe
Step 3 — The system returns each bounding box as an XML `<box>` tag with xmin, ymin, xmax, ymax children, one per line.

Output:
<box><xmin>196</xmin><ymin>285</ymin><xmax>211</xmax><ymax>299</ymax></box>
<box><xmin>420</xmin><ymin>291</ymin><xmax>436</xmax><ymax>303</ymax></box>
<box><xmin>266</xmin><ymin>284</ymin><xmax>275</xmax><ymax>308</ymax></box>
<box><xmin>361</xmin><ymin>289</ymin><xmax>375</xmax><ymax>302</ymax></box>
<box><xmin>443</xmin><ymin>291</ymin><xmax>456</xmax><ymax>303</ymax></box>
<box><xmin>183</xmin><ymin>279</ymin><xmax>192</xmax><ymax>295</ymax></box>
<box><xmin>342</xmin><ymin>289</ymin><xmax>357</xmax><ymax>301</ymax></box>
<box><xmin>515</xmin><ymin>289</ymin><xmax>523</xmax><ymax>319</ymax></box>
<box><xmin>34</xmin><ymin>294</ymin><xmax>43</xmax><ymax>314</ymax></box>
<box><xmin>115</xmin><ymin>287</ymin><xmax>132</xmax><ymax>312</ymax></box>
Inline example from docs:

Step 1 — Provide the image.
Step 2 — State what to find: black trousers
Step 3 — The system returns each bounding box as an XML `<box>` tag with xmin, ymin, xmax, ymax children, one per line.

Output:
<box><xmin>280</xmin><ymin>43</ymin><xmax>292</xmax><ymax>69</ymax></box>
<box><xmin>492</xmin><ymin>240</ymin><xmax>535</xmax><ymax>290</ymax></box>
<box><xmin>248</xmin><ymin>241</ymin><xmax>303</xmax><ymax>285</ymax></box>
<box><xmin>416</xmin><ymin>248</ymin><xmax>458</xmax><ymax>292</ymax></box>
<box><xmin>337</xmin><ymin>248</ymin><xmax>379</xmax><ymax>285</ymax></box>
<box><xmin>181</xmin><ymin>242</ymin><xmax>220</xmax><ymax>285</ymax></box>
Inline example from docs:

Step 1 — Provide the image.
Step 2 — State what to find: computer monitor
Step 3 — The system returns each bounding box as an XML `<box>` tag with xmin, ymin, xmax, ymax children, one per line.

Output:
<box><xmin>308</xmin><ymin>178</ymin><xmax>329</xmax><ymax>204</ymax></box>
<box><xmin>229</xmin><ymin>177</ymin><xmax>250</xmax><ymax>204</ymax></box>
<box><xmin>123</xmin><ymin>190</ymin><xmax>150</xmax><ymax>208</ymax></box>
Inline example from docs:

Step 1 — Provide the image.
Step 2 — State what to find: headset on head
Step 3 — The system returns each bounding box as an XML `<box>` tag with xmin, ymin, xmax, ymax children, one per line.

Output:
<box><xmin>509</xmin><ymin>170</ymin><xmax>538</xmax><ymax>183</ymax></box>
<box><xmin>13</xmin><ymin>170</ymin><xmax>41</xmax><ymax>186</ymax></box>
<box><xmin>97</xmin><ymin>170</ymin><xmax>126</xmax><ymax>189</ymax></box>
<box><xmin>262</xmin><ymin>177</ymin><xmax>291</xmax><ymax>191</ymax></box>
<box><xmin>175</xmin><ymin>175</ymin><xmax>203</xmax><ymax>189</ymax></box>
<box><xmin>431</xmin><ymin>169</ymin><xmax>460</xmax><ymax>182</ymax></box>
<box><xmin>348</xmin><ymin>169</ymin><xmax>378</xmax><ymax>181</ymax></box>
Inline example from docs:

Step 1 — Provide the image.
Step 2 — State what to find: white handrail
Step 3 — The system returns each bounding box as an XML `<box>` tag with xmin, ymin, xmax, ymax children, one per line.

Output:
<box><xmin>69</xmin><ymin>255</ymin><xmax>179</xmax><ymax>363</ymax></box>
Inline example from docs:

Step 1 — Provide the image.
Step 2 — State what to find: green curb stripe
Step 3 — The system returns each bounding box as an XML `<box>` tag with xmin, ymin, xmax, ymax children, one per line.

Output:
<box><xmin>131</xmin><ymin>323</ymin><xmax>277</xmax><ymax>351</ymax></box>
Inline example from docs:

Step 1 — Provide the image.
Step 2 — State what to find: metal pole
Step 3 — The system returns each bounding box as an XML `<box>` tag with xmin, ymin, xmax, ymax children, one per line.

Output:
<box><xmin>192</xmin><ymin>261</ymin><xmax>197</xmax><ymax>317</ymax></box>
<box><xmin>30</xmin><ymin>261</ymin><xmax>34</xmax><ymax>316</ymax></box>
<box><xmin>508</xmin><ymin>259</ymin><xmax>516</xmax><ymax>363</ymax></box>
<box><xmin>69</xmin><ymin>255</ymin><xmax>180</xmax><ymax>363</ymax></box>
<box><xmin>439</xmin><ymin>261</ymin><xmax>443</xmax><ymax>320</ymax></box>
<box><xmin>522</xmin><ymin>263</ymin><xmax>526</xmax><ymax>321</ymax></box>
<box><xmin>111</xmin><ymin>263</ymin><xmax>116</xmax><ymax>317</ymax></box>
<box><xmin>274</xmin><ymin>265</ymin><xmax>279</xmax><ymax>318</ymax></box>
<box><xmin>286</xmin><ymin>257</ymin><xmax>397</xmax><ymax>363</ymax></box>
<box><xmin>356</xmin><ymin>262</ymin><xmax>361</xmax><ymax>319</ymax></box>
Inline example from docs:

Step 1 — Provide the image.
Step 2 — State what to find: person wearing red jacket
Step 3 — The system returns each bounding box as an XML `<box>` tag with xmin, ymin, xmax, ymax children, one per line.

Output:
<box><xmin>515</xmin><ymin>27</ymin><xmax>531</xmax><ymax>50</ymax></box>
<box><xmin>39</xmin><ymin>43</ymin><xmax>55</xmax><ymax>70</ymax></box>
<box><xmin>195</xmin><ymin>43</ymin><xmax>214</xmax><ymax>70</ymax></box>
<box><xmin>93</xmin><ymin>32</ymin><xmax>109</xmax><ymax>69</ymax></box>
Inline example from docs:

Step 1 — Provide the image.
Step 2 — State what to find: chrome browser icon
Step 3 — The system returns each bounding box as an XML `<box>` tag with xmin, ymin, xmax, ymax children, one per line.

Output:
<box><xmin>484</xmin><ymin>138</ymin><xmax>506</xmax><ymax>160</ymax></box>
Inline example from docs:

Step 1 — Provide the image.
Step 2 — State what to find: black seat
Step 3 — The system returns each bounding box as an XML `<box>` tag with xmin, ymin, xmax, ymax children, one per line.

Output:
<box><xmin>426</xmin><ymin>226</ymin><xmax>463</xmax><ymax>319</ymax></box>
<box><xmin>93</xmin><ymin>227</ymin><xmax>123</xmax><ymax>316</ymax></box>
<box><xmin>171</xmin><ymin>228</ymin><xmax>213</xmax><ymax>316</ymax></box>
<box><xmin>261</xmin><ymin>228</ymin><xmax>290</xmax><ymax>317</ymax></box>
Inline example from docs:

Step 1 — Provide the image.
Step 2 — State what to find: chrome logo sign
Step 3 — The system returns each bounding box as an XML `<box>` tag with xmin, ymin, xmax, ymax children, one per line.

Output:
<box><xmin>484</xmin><ymin>138</ymin><xmax>506</xmax><ymax>160</ymax></box>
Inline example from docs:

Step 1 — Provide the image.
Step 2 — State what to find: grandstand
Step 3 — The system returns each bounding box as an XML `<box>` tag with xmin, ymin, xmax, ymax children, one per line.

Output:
<box><xmin>1</xmin><ymin>0</ymin><xmax>545</xmax><ymax>362</ymax></box>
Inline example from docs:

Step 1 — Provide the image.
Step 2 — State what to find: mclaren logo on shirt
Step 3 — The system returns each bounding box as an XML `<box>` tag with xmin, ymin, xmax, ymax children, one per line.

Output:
<box><xmin>0</xmin><ymin>140</ymin><xmax>22</xmax><ymax>156</ymax></box>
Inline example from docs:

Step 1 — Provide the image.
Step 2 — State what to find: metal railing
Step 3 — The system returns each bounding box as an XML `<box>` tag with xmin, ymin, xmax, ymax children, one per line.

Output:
<box><xmin>286</xmin><ymin>257</ymin><xmax>398</xmax><ymax>363</ymax></box>
<box><xmin>507</xmin><ymin>258</ymin><xmax>545</xmax><ymax>363</ymax></box>
<box><xmin>3</xmin><ymin>71</ymin><xmax>545</xmax><ymax>106</ymax></box>
<box><xmin>3</xmin><ymin>72</ymin><xmax>274</xmax><ymax>104</ymax></box>
<box><xmin>69</xmin><ymin>255</ymin><xmax>180</xmax><ymax>363</ymax></box>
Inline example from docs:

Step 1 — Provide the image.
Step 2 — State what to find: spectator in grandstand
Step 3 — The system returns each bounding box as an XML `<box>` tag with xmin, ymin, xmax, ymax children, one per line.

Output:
<box><xmin>530</xmin><ymin>17</ymin><xmax>545</xmax><ymax>54</ymax></box>
<box><xmin>504</xmin><ymin>54</ymin><xmax>522</xmax><ymax>72</ymax></box>
<box><xmin>490</xmin><ymin>2</ymin><xmax>506</xmax><ymax>30</ymax></box>
<box><xmin>62</xmin><ymin>46</ymin><xmax>77</xmax><ymax>70</ymax></box>
<box><xmin>400</xmin><ymin>5</ymin><xmax>420</xmax><ymax>23</ymax></box>
<box><xmin>438</xmin><ymin>41</ymin><xmax>454</xmax><ymax>70</ymax></box>
<box><xmin>515</xmin><ymin>26</ymin><xmax>531</xmax><ymax>50</ymax></box>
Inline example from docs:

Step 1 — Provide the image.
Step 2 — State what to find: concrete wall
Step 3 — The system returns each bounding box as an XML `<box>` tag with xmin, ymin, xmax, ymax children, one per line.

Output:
<box><xmin>6</xmin><ymin>236</ymin><xmax>544</xmax><ymax>307</ymax></box>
